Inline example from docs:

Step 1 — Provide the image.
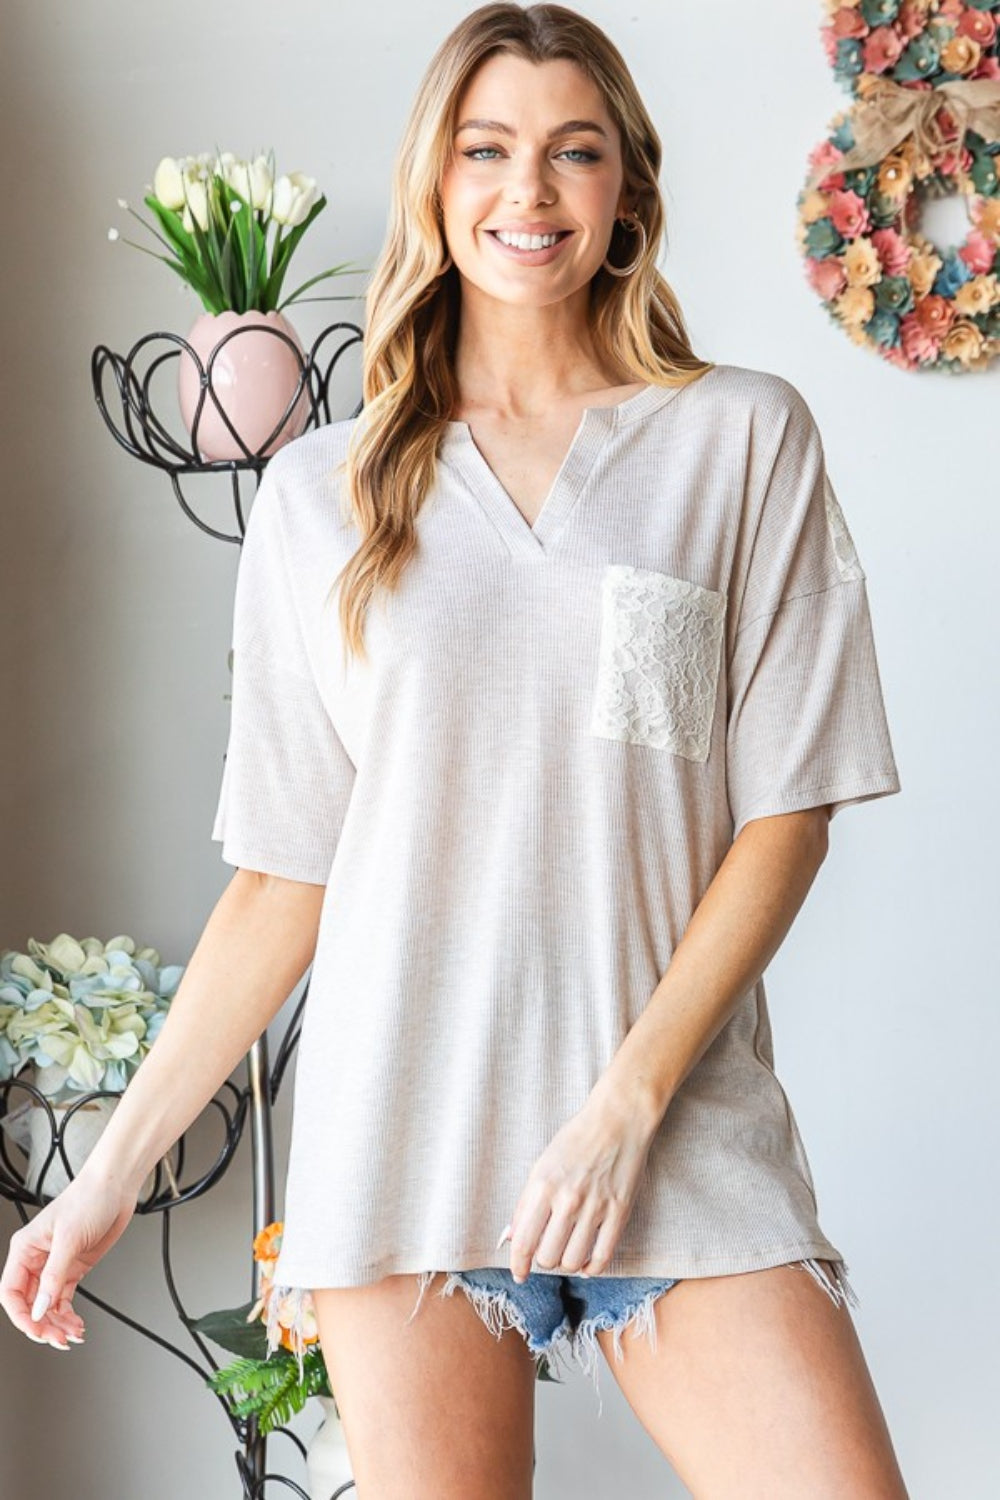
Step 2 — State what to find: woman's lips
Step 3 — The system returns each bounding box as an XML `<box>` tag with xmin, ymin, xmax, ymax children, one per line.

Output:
<box><xmin>483</xmin><ymin>229</ymin><xmax>575</xmax><ymax>264</ymax></box>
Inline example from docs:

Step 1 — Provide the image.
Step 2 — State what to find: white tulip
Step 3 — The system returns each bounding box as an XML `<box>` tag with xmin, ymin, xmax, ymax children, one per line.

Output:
<box><xmin>238</xmin><ymin>153</ymin><xmax>274</xmax><ymax>211</ymax></box>
<box><xmin>152</xmin><ymin>155</ymin><xmax>186</xmax><ymax>211</ymax></box>
<box><xmin>181</xmin><ymin>177</ymin><xmax>211</xmax><ymax>234</ymax></box>
<box><xmin>223</xmin><ymin>153</ymin><xmax>273</xmax><ymax>211</ymax></box>
<box><xmin>223</xmin><ymin>156</ymin><xmax>248</xmax><ymax>190</ymax></box>
<box><xmin>271</xmin><ymin>171</ymin><xmax>321</xmax><ymax>227</ymax></box>
<box><xmin>247</xmin><ymin>154</ymin><xmax>274</xmax><ymax>211</ymax></box>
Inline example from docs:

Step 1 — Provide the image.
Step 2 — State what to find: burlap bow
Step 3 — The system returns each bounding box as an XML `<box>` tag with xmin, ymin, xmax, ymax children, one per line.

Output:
<box><xmin>805</xmin><ymin>76</ymin><xmax>1000</xmax><ymax>195</ymax></box>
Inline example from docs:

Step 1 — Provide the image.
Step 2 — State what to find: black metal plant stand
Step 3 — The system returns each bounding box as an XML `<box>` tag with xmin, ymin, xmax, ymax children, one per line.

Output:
<box><xmin>91</xmin><ymin>318</ymin><xmax>364</xmax><ymax>543</ymax></box>
<box><xmin>0</xmin><ymin>317</ymin><xmax>364</xmax><ymax>1499</ymax></box>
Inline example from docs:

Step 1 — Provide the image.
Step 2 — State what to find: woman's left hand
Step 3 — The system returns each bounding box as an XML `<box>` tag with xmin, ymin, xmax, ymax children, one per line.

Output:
<box><xmin>498</xmin><ymin>1088</ymin><xmax>660</xmax><ymax>1281</ymax></box>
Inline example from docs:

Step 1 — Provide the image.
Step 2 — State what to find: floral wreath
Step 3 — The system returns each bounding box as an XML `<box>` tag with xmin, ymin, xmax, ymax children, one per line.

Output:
<box><xmin>797</xmin><ymin>0</ymin><xmax>1000</xmax><ymax>372</ymax></box>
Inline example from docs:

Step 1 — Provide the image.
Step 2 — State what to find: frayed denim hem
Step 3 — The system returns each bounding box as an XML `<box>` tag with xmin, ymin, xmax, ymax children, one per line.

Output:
<box><xmin>406</xmin><ymin>1256</ymin><xmax>859</xmax><ymax>1418</ymax></box>
<box><xmin>259</xmin><ymin>1283</ymin><xmax>315</xmax><ymax>1385</ymax></box>
<box><xmin>794</xmin><ymin>1255</ymin><xmax>861</xmax><ymax>1312</ymax></box>
<box><xmin>407</xmin><ymin>1269</ymin><xmax>678</xmax><ymax>1416</ymax></box>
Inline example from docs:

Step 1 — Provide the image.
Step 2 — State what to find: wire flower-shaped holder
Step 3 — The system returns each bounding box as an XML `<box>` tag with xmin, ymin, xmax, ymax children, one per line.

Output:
<box><xmin>0</xmin><ymin>977</ymin><xmax>333</xmax><ymax>1498</ymax></box>
<box><xmin>57</xmin><ymin>318</ymin><xmax>368</xmax><ymax>1493</ymax></box>
<box><xmin>91</xmin><ymin>319</ymin><xmax>364</xmax><ymax>543</ymax></box>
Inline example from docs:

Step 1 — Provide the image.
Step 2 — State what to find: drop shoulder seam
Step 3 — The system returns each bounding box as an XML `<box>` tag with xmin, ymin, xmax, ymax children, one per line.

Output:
<box><xmin>734</xmin><ymin>574</ymin><xmax>864</xmax><ymax>640</ymax></box>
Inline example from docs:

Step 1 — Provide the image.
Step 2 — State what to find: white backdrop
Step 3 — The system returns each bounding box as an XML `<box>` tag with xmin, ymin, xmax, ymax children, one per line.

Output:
<box><xmin>0</xmin><ymin>1</ymin><xmax>995</xmax><ymax>1495</ymax></box>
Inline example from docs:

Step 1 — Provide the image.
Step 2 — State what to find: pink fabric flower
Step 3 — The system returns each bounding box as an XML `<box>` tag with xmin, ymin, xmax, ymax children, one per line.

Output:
<box><xmin>809</xmin><ymin>140</ymin><xmax>845</xmax><ymax>176</ymax></box>
<box><xmin>832</xmin><ymin>6</ymin><xmax>869</xmax><ymax>39</ymax></box>
<box><xmin>900</xmin><ymin>312</ymin><xmax>941</xmax><ymax>364</ymax></box>
<box><xmin>864</xmin><ymin>25</ymin><xmax>905</xmax><ymax>73</ymax></box>
<box><xmin>871</xmin><ymin>227</ymin><xmax>911</xmax><ymax>274</ymax></box>
<box><xmin>807</xmin><ymin>256</ymin><xmax>849</xmax><ymax>300</ymax></box>
<box><xmin>959</xmin><ymin>8</ymin><xmax>997</xmax><ymax>46</ymax></box>
<box><xmin>914</xmin><ymin>294</ymin><xmax>955</xmax><ymax>336</ymax></box>
<box><xmin>959</xmin><ymin>230</ymin><xmax>997</xmax><ymax>274</ymax></box>
<box><xmin>884</xmin><ymin>343</ymin><xmax>920</xmax><ymax>371</ymax></box>
<box><xmin>936</xmin><ymin>144</ymin><xmax>974</xmax><ymax>176</ymax></box>
<box><xmin>897</xmin><ymin>2</ymin><xmax>928</xmax><ymax>42</ymax></box>
<box><xmin>940</xmin><ymin>0</ymin><xmax>965</xmax><ymax>21</ymax></box>
<box><xmin>820</xmin><ymin>26</ymin><xmax>839</xmax><ymax>66</ymax></box>
<box><xmin>934</xmin><ymin>104</ymin><xmax>963</xmax><ymax>145</ymax></box>
<box><xmin>828</xmin><ymin>188</ymin><xmax>872</xmax><ymax>238</ymax></box>
<box><xmin>972</xmin><ymin>56</ymin><xmax>1000</xmax><ymax>79</ymax></box>
<box><xmin>807</xmin><ymin>140</ymin><xmax>847</xmax><ymax>191</ymax></box>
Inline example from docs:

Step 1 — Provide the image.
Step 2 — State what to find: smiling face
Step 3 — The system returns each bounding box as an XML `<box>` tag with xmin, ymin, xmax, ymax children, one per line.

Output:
<box><xmin>438</xmin><ymin>52</ymin><xmax>631</xmax><ymax>308</ymax></box>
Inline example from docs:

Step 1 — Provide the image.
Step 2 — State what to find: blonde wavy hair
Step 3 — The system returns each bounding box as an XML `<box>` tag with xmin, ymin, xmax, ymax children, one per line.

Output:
<box><xmin>329</xmin><ymin>1</ymin><xmax>715</xmax><ymax>665</ymax></box>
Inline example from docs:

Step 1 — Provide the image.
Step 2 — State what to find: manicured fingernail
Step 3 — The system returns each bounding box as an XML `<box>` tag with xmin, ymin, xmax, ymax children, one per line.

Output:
<box><xmin>25</xmin><ymin>1330</ymin><xmax>48</xmax><ymax>1344</ymax></box>
<box><xmin>31</xmin><ymin>1290</ymin><xmax>51</xmax><ymax>1322</ymax></box>
<box><xmin>495</xmin><ymin>1224</ymin><xmax>512</xmax><ymax>1249</ymax></box>
<box><xmin>48</xmin><ymin>1339</ymin><xmax>69</xmax><ymax>1351</ymax></box>
<box><xmin>67</xmin><ymin>1334</ymin><xmax>86</xmax><ymax>1344</ymax></box>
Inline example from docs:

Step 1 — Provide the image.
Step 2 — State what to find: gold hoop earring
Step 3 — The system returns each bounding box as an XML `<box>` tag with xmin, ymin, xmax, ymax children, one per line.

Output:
<box><xmin>602</xmin><ymin>215</ymin><xmax>646</xmax><ymax>277</ymax></box>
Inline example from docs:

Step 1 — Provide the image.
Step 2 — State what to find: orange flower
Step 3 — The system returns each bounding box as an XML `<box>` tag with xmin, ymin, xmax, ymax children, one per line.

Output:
<box><xmin>245</xmin><ymin>1221</ymin><xmax>322</xmax><ymax>1359</ymax></box>
<box><xmin>914</xmin><ymin>294</ymin><xmax>955</xmax><ymax>336</ymax></box>
<box><xmin>252</xmin><ymin>1221</ymin><xmax>284</xmax><ymax>1262</ymax></box>
<box><xmin>907</xmin><ymin>246</ymin><xmax>943</xmax><ymax>298</ymax></box>
<box><xmin>971</xmin><ymin>197</ymin><xmax>1000</xmax><ymax>243</ymax></box>
<box><xmin>954</xmin><ymin>273</ymin><xmax>1000</xmax><ymax>318</ymax></box>
<box><xmin>940</xmin><ymin>36</ymin><xmax>982</xmax><ymax>76</ymax></box>
<box><xmin>942</xmin><ymin>318</ymin><xmax>986</xmax><ymax>366</ymax></box>
<box><xmin>843</xmin><ymin>238</ymin><xmax>882</xmax><ymax>289</ymax></box>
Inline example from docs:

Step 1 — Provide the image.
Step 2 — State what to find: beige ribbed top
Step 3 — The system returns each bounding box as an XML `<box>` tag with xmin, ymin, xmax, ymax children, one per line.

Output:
<box><xmin>211</xmin><ymin>361</ymin><xmax>901</xmax><ymax>1293</ymax></box>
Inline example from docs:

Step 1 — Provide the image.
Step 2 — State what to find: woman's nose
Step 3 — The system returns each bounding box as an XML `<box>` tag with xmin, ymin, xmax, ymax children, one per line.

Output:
<box><xmin>502</xmin><ymin>152</ymin><xmax>556</xmax><ymax>206</ymax></box>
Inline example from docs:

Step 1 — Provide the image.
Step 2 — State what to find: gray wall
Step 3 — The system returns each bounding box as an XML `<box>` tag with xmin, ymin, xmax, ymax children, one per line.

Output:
<box><xmin>1</xmin><ymin>1</ymin><xmax>995</xmax><ymax>1495</ymax></box>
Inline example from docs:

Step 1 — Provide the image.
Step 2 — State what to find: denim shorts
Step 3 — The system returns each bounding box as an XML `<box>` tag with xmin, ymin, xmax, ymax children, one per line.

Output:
<box><xmin>407</xmin><ymin>1266</ymin><xmax>681</xmax><ymax>1411</ymax></box>
<box><xmin>406</xmin><ymin>1256</ymin><xmax>858</xmax><ymax>1413</ymax></box>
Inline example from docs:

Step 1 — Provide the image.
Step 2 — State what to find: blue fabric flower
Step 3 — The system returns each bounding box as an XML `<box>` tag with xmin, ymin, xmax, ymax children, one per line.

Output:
<box><xmin>860</xmin><ymin>0</ymin><xmax>900</xmax><ymax>25</ymax></box>
<box><xmin>894</xmin><ymin>36</ymin><xmax>940</xmax><ymax>81</ymax></box>
<box><xmin>834</xmin><ymin>38</ymin><xmax>865</xmax><ymax>85</ymax></box>
<box><xmin>805</xmin><ymin>219</ymin><xmax>845</xmax><ymax>258</ymax></box>
<box><xmin>970</xmin><ymin>155</ymin><xmax>998</xmax><ymax>196</ymax></box>
<box><xmin>844</xmin><ymin>166</ymin><xmax>877</xmax><ymax>198</ymax></box>
<box><xmin>875</xmin><ymin>275</ymin><xmax>915</xmax><ymax>315</ymax></box>
<box><xmin>865</xmin><ymin>308</ymin><xmax>902</xmax><ymax>348</ymax></box>
<box><xmin>932</xmin><ymin>252</ymin><xmax>974</xmax><ymax>298</ymax></box>
<box><xmin>831</xmin><ymin>117</ymin><xmax>856</xmax><ymax>153</ymax></box>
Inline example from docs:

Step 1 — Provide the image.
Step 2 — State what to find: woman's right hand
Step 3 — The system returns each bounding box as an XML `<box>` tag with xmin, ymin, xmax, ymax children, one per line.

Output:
<box><xmin>0</xmin><ymin>1166</ymin><xmax>139</xmax><ymax>1350</ymax></box>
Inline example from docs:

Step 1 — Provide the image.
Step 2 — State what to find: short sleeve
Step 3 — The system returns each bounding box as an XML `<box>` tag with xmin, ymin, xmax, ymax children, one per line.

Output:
<box><xmin>211</xmin><ymin>456</ymin><xmax>356</xmax><ymax>884</ymax></box>
<box><xmin>726</xmin><ymin>384</ymin><xmax>901</xmax><ymax>841</ymax></box>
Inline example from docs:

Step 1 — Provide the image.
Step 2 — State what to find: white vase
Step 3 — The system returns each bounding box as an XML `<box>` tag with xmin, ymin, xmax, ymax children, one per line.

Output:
<box><xmin>25</xmin><ymin>1097</ymin><xmax>119</xmax><ymax>1198</ymax></box>
<box><xmin>306</xmin><ymin>1394</ymin><xmax>354</xmax><ymax>1498</ymax></box>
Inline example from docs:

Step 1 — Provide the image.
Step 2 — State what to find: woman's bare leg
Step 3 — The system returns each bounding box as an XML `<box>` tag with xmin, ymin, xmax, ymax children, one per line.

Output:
<box><xmin>595</xmin><ymin>1260</ymin><xmax>909</xmax><ymax>1499</ymax></box>
<box><xmin>311</xmin><ymin>1271</ymin><xmax>536</xmax><ymax>1500</ymax></box>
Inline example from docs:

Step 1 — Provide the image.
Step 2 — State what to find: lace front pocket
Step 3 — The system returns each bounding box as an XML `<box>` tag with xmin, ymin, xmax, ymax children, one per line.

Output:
<box><xmin>589</xmin><ymin>564</ymin><xmax>727</xmax><ymax>762</ymax></box>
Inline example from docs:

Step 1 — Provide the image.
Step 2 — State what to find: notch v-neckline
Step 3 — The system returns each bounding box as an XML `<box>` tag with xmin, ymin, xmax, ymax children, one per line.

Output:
<box><xmin>439</xmin><ymin>382</ymin><xmax>686</xmax><ymax>560</ymax></box>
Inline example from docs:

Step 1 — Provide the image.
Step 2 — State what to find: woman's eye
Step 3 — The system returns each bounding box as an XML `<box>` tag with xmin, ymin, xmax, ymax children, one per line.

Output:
<box><xmin>461</xmin><ymin>147</ymin><xmax>600</xmax><ymax>163</ymax></box>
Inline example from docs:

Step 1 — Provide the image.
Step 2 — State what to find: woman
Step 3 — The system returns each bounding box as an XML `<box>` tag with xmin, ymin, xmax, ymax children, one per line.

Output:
<box><xmin>2</xmin><ymin>4</ymin><xmax>910</xmax><ymax>1495</ymax></box>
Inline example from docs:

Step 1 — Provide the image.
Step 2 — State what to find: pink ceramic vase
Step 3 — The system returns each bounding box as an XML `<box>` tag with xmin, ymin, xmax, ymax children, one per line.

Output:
<box><xmin>177</xmin><ymin>309</ymin><xmax>310</xmax><ymax>462</ymax></box>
